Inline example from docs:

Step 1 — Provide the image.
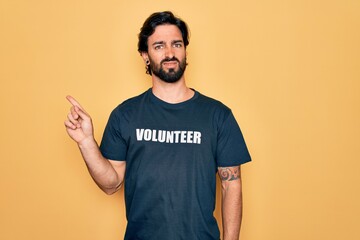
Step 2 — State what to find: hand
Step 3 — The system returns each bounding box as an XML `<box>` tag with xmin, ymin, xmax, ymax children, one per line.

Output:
<box><xmin>64</xmin><ymin>96</ymin><xmax>94</xmax><ymax>144</ymax></box>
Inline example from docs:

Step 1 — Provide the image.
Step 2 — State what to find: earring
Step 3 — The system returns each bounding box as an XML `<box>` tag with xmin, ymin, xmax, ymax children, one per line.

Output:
<box><xmin>145</xmin><ymin>60</ymin><xmax>150</xmax><ymax>65</ymax></box>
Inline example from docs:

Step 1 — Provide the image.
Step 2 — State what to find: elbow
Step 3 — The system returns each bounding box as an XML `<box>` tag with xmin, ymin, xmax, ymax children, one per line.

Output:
<box><xmin>101</xmin><ymin>182</ymin><xmax>123</xmax><ymax>195</ymax></box>
<box><xmin>102</xmin><ymin>187</ymin><xmax>118</xmax><ymax>195</ymax></box>
<box><xmin>104</xmin><ymin>190</ymin><xmax>116</xmax><ymax>195</ymax></box>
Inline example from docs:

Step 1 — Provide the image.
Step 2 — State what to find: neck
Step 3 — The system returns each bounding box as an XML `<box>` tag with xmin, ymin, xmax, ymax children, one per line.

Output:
<box><xmin>151</xmin><ymin>76</ymin><xmax>194</xmax><ymax>104</ymax></box>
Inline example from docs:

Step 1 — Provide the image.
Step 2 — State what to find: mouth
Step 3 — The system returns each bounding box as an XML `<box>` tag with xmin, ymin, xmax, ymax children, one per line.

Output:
<box><xmin>162</xmin><ymin>61</ymin><xmax>178</xmax><ymax>68</ymax></box>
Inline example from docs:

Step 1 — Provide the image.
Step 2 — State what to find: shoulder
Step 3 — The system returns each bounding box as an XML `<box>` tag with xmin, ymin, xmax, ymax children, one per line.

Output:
<box><xmin>196</xmin><ymin>91</ymin><xmax>232</xmax><ymax>115</ymax></box>
<box><xmin>193</xmin><ymin>91</ymin><xmax>237</xmax><ymax>129</ymax></box>
<box><xmin>112</xmin><ymin>90</ymin><xmax>148</xmax><ymax>113</ymax></box>
<box><xmin>108</xmin><ymin>89</ymin><xmax>149</xmax><ymax>121</ymax></box>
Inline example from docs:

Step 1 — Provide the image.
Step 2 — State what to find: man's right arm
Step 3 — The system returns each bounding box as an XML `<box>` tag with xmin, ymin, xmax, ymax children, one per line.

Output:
<box><xmin>64</xmin><ymin>96</ymin><xmax>125</xmax><ymax>195</ymax></box>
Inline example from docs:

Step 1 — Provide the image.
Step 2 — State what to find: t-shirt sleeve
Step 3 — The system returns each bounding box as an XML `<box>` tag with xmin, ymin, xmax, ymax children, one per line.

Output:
<box><xmin>100</xmin><ymin>108</ymin><xmax>127</xmax><ymax>161</ymax></box>
<box><xmin>216</xmin><ymin>110</ymin><xmax>251</xmax><ymax>167</ymax></box>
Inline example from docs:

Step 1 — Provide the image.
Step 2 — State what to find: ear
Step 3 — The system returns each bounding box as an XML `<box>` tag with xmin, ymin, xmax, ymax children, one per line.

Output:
<box><xmin>141</xmin><ymin>52</ymin><xmax>149</xmax><ymax>63</ymax></box>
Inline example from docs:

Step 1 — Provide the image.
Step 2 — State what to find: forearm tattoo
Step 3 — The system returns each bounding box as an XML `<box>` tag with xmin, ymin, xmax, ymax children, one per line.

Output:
<box><xmin>218</xmin><ymin>166</ymin><xmax>240</xmax><ymax>181</ymax></box>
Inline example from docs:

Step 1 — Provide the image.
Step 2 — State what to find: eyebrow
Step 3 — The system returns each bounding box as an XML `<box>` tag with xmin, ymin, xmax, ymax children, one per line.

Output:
<box><xmin>152</xmin><ymin>41</ymin><xmax>165</xmax><ymax>46</ymax></box>
<box><xmin>152</xmin><ymin>40</ymin><xmax>184</xmax><ymax>46</ymax></box>
<box><xmin>172</xmin><ymin>40</ymin><xmax>184</xmax><ymax>44</ymax></box>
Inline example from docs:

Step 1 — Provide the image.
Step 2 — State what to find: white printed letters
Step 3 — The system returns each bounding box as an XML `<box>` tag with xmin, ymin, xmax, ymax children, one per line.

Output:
<box><xmin>136</xmin><ymin>129</ymin><xmax>201</xmax><ymax>144</ymax></box>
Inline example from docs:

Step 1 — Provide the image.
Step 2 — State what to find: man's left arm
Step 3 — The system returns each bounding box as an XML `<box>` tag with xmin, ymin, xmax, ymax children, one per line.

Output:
<box><xmin>218</xmin><ymin>165</ymin><xmax>243</xmax><ymax>240</ymax></box>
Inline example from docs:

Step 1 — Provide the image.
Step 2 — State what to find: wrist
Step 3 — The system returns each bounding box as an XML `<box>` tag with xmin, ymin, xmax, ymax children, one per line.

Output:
<box><xmin>78</xmin><ymin>136</ymin><xmax>97</xmax><ymax>149</ymax></box>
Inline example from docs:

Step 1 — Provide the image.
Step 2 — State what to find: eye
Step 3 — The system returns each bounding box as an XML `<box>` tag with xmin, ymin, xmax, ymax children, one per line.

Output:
<box><xmin>154</xmin><ymin>45</ymin><xmax>164</xmax><ymax>50</ymax></box>
<box><xmin>173</xmin><ymin>43</ymin><xmax>182</xmax><ymax>48</ymax></box>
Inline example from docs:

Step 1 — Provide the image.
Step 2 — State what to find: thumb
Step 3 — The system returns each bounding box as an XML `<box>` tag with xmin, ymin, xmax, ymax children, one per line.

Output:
<box><xmin>74</xmin><ymin>106</ymin><xmax>90</xmax><ymax>120</ymax></box>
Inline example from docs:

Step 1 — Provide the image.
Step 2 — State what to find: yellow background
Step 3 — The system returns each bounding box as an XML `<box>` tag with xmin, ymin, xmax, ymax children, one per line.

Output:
<box><xmin>1</xmin><ymin>0</ymin><xmax>359</xmax><ymax>239</ymax></box>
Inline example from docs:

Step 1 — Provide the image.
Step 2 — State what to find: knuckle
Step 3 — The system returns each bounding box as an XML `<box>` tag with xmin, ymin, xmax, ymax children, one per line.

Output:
<box><xmin>64</xmin><ymin>121</ymin><xmax>71</xmax><ymax>127</ymax></box>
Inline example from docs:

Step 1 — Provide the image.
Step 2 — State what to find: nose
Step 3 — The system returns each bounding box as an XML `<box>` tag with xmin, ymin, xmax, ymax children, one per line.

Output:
<box><xmin>164</xmin><ymin>45</ymin><xmax>174</xmax><ymax>59</ymax></box>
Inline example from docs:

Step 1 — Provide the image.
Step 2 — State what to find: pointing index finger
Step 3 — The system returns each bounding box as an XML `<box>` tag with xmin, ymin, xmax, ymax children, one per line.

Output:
<box><xmin>66</xmin><ymin>95</ymin><xmax>84</xmax><ymax>110</ymax></box>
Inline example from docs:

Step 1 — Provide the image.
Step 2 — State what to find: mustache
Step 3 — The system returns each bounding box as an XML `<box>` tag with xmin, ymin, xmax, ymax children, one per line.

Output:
<box><xmin>160</xmin><ymin>57</ymin><xmax>180</xmax><ymax>64</ymax></box>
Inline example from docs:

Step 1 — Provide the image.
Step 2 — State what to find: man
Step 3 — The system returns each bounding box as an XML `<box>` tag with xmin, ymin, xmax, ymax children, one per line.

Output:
<box><xmin>65</xmin><ymin>11</ymin><xmax>251</xmax><ymax>240</ymax></box>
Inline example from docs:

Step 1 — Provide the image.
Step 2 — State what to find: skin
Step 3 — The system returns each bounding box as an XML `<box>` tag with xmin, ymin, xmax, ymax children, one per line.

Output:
<box><xmin>64</xmin><ymin>96</ymin><xmax>125</xmax><ymax>195</ymax></box>
<box><xmin>65</xmin><ymin>24</ymin><xmax>243</xmax><ymax>240</ymax></box>
<box><xmin>141</xmin><ymin>24</ymin><xmax>194</xmax><ymax>103</ymax></box>
<box><xmin>219</xmin><ymin>166</ymin><xmax>243</xmax><ymax>240</ymax></box>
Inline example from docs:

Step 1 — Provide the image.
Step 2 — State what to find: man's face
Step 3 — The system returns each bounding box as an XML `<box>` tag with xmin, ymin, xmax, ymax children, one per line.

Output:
<box><xmin>145</xmin><ymin>24</ymin><xmax>187</xmax><ymax>83</ymax></box>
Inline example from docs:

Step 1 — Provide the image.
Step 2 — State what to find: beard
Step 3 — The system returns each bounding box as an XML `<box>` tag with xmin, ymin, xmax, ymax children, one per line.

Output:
<box><xmin>149</xmin><ymin>56</ymin><xmax>187</xmax><ymax>83</ymax></box>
